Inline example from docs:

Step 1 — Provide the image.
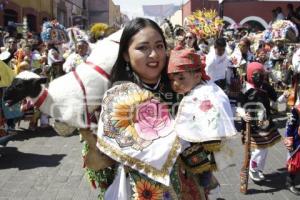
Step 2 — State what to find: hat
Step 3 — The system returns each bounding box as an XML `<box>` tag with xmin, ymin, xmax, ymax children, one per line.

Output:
<box><xmin>0</xmin><ymin>51</ymin><xmax>10</xmax><ymax>61</ymax></box>
<box><xmin>246</xmin><ymin>62</ymin><xmax>265</xmax><ymax>87</ymax></box>
<box><xmin>168</xmin><ymin>49</ymin><xmax>210</xmax><ymax>80</ymax></box>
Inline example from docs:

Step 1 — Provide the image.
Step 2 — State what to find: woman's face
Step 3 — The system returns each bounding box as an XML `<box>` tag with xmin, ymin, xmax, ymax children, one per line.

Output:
<box><xmin>257</xmin><ymin>51</ymin><xmax>267</xmax><ymax>63</ymax></box>
<box><xmin>185</xmin><ymin>32</ymin><xmax>196</xmax><ymax>48</ymax></box>
<box><xmin>239</xmin><ymin>41</ymin><xmax>249</xmax><ymax>54</ymax></box>
<box><xmin>124</xmin><ymin>27</ymin><xmax>166</xmax><ymax>84</ymax></box>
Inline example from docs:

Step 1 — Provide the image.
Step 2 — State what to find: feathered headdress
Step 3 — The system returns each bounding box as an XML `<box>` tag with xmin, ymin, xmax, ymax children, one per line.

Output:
<box><xmin>41</xmin><ymin>20</ymin><xmax>69</xmax><ymax>44</ymax></box>
<box><xmin>186</xmin><ymin>9</ymin><xmax>224</xmax><ymax>39</ymax></box>
<box><xmin>89</xmin><ymin>23</ymin><xmax>109</xmax><ymax>41</ymax></box>
<box><xmin>263</xmin><ymin>20</ymin><xmax>299</xmax><ymax>42</ymax></box>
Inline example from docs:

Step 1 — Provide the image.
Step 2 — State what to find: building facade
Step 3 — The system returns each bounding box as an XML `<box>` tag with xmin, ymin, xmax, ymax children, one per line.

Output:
<box><xmin>170</xmin><ymin>9</ymin><xmax>183</xmax><ymax>26</ymax></box>
<box><xmin>0</xmin><ymin>0</ymin><xmax>89</xmax><ymax>32</ymax></box>
<box><xmin>88</xmin><ymin>0</ymin><xmax>121</xmax><ymax>28</ymax></box>
<box><xmin>0</xmin><ymin>0</ymin><xmax>53</xmax><ymax>32</ymax></box>
<box><xmin>182</xmin><ymin>0</ymin><xmax>300</xmax><ymax>30</ymax></box>
<box><xmin>53</xmin><ymin>0</ymin><xmax>88</xmax><ymax>29</ymax></box>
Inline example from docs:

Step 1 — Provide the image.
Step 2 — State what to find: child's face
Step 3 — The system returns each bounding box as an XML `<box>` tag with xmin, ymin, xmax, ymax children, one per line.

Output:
<box><xmin>168</xmin><ymin>71</ymin><xmax>200</xmax><ymax>94</ymax></box>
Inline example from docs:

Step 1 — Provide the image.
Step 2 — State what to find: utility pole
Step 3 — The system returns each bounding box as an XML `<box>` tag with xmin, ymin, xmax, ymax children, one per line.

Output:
<box><xmin>181</xmin><ymin>0</ymin><xmax>183</xmax><ymax>26</ymax></box>
<box><xmin>218</xmin><ymin>0</ymin><xmax>224</xmax><ymax>19</ymax></box>
<box><xmin>218</xmin><ymin>0</ymin><xmax>224</xmax><ymax>37</ymax></box>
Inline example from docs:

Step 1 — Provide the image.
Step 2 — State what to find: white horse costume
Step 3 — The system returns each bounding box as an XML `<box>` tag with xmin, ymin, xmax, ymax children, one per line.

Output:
<box><xmin>17</xmin><ymin>29</ymin><xmax>123</xmax><ymax>128</ymax></box>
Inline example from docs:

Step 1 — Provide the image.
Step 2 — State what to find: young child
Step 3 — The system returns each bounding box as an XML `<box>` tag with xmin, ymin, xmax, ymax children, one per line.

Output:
<box><xmin>284</xmin><ymin>105</ymin><xmax>300</xmax><ymax>195</ymax></box>
<box><xmin>236</xmin><ymin>62</ymin><xmax>288</xmax><ymax>182</ymax></box>
<box><xmin>167</xmin><ymin>49</ymin><xmax>236</xmax><ymax>194</ymax></box>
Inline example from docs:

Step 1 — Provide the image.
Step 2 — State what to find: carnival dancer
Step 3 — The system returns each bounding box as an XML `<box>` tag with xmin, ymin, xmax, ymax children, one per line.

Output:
<box><xmin>237</xmin><ymin>62</ymin><xmax>288</xmax><ymax>182</ymax></box>
<box><xmin>167</xmin><ymin>48</ymin><xmax>236</xmax><ymax>195</ymax></box>
<box><xmin>63</xmin><ymin>40</ymin><xmax>90</xmax><ymax>73</ymax></box>
<box><xmin>284</xmin><ymin>105</ymin><xmax>300</xmax><ymax>195</ymax></box>
<box><xmin>283</xmin><ymin>48</ymin><xmax>300</xmax><ymax>195</ymax></box>
<box><xmin>96</xmin><ymin>18</ymin><xmax>209</xmax><ymax>200</ymax></box>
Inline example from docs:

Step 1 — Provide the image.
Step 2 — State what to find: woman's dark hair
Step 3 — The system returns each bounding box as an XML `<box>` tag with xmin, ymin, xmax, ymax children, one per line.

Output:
<box><xmin>47</xmin><ymin>43</ymin><xmax>59</xmax><ymax>52</ymax></box>
<box><xmin>110</xmin><ymin>18</ymin><xmax>167</xmax><ymax>84</ymax></box>
<box><xmin>188</xmin><ymin>32</ymin><xmax>200</xmax><ymax>51</ymax></box>
<box><xmin>240</xmin><ymin>37</ymin><xmax>251</xmax><ymax>48</ymax></box>
<box><xmin>192</xmin><ymin>40</ymin><xmax>200</xmax><ymax>51</ymax></box>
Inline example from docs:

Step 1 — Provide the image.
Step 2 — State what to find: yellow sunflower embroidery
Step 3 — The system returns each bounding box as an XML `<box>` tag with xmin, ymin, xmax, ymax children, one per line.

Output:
<box><xmin>133</xmin><ymin>179</ymin><xmax>163</xmax><ymax>200</ymax></box>
<box><xmin>102</xmin><ymin>83</ymin><xmax>174</xmax><ymax>150</ymax></box>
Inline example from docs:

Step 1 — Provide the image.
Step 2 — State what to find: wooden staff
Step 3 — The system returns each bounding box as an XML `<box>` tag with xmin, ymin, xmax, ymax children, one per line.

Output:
<box><xmin>240</xmin><ymin>121</ymin><xmax>251</xmax><ymax>194</ymax></box>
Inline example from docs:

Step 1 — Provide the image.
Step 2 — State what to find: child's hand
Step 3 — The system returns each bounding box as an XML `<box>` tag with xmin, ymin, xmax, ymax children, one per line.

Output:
<box><xmin>243</xmin><ymin>113</ymin><xmax>251</xmax><ymax>122</ymax></box>
<box><xmin>283</xmin><ymin>90</ymin><xmax>290</xmax><ymax>98</ymax></box>
<box><xmin>284</xmin><ymin>137</ymin><xmax>293</xmax><ymax>151</ymax></box>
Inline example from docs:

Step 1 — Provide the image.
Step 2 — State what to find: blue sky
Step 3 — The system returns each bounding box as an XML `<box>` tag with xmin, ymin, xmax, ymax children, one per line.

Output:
<box><xmin>112</xmin><ymin>0</ymin><xmax>188</xmax><ymax>19</ymax></box>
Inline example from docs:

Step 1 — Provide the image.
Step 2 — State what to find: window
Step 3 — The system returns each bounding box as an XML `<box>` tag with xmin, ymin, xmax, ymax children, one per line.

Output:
<box><xmin>4</xmin><ymin>9</ymin><xmax>18</xmax><ymax>26</ymax></box>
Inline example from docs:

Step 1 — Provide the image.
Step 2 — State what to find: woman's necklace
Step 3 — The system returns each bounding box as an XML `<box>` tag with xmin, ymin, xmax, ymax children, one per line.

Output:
<box><xmin>133</xmin><ymin>72</ymin><xmax>161</xmax><ymax>91</ymax></box>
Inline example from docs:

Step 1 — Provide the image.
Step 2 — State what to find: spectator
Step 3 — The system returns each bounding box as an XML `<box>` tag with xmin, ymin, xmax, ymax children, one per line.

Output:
<box><xmin>205</xmin><ymin>37</ymin><xmax>231</xmax><ymax>89</ymax></box>
<box><xmin>287</xmin><ymin>4</ymin><xmax>300</xmax><ymax>36</ymax></box>
<box><xmin>269</xmin><ymin>9</ymin><xmax>278</xmax><ymax>26</ymax></box>
<box><xmin>185</xmin><ymin>31</ymin><xmax>200</xmax><ymax>51</ymax></box>
<box><xmin>47</xmin><ymin>43</ymin><xmax>64</xmax><ymax>79</ymax></box>
<box><xmin>1</xmin><ymin>37</ymin><xmax>17</xmax><ymax>65</ymax></box>
<box><xmin>276</xmin><ymin>7</ymin><xmax>285</xmax><ymax>21</ymax></box>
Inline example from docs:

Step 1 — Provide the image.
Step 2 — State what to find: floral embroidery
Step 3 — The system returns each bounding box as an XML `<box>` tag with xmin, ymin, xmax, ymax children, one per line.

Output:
<box><xmin>199</xmin><ymin>100</ymin><xmax>213</xmax><ymax>112</ymax></box>
<box><xmin>135</xmin><ymin>99</ymin><xmax>172</xmax><ymax>141</ymax></box>
<box><xmin>102</xmin><ymin>83</ymin><xmax>173</xmax><ymax>150</ymax></box>
<box><xmin>133</xmin><ymin>178</ymin><xmax>163</xmax><ymax>200</ymax></box>
<box><xmin>231</xmin><ymin>56</ymin><xmax>238</xmax><ymax>65</ymax></box>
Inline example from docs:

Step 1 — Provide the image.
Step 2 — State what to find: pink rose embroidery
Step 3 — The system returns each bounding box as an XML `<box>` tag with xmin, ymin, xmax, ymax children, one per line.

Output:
<box><xmin>134</xmin><ymin>99</ymin><xmax>172</xmax><ymax>141</ymax></box>
<box><xmin>199</xmin><ymin>100</ymin><xmax>213</xmax><ymax>112</ymax></box>
<box><xmin>231</xmin><ymin>57</ymin><xmax>238</xmax><ymax>65</ymax></box>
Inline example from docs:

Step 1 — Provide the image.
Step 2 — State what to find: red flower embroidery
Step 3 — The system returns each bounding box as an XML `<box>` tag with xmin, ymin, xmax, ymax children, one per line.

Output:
<box><xmin>199</xmin><ymin>100</ymin><xmax>213</xmax><ymax>112</ymax></box>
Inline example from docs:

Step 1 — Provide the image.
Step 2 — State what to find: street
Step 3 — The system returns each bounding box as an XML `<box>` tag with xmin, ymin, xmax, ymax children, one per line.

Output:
<box><xmin>0</xmin><ymin>114</ymin><xmax>299</xmax><ymax>200</ymax></box>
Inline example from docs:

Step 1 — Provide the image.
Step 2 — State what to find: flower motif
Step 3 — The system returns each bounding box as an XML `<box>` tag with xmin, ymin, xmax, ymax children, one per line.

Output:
<box><xmin>199</xmin><ymin>100</ymin><xmax>213</xmax><ymax>112</ymax></box>
<box><xmin>102</xmin><ymin>83</ymin><xmax>174</xmax><ymax>149</ymax></box>
<box><xmin>231</xmin><ymin>56</ymin><xmax>238</xmax><ymax>65</ymax></box>
<box><xmin>134</xmin><ymin>99</ymin><xmax>172</xmax><ymax>141</ymax></box>
<box><xmin>133</xmin><ymin>178</ymin><xmax>163</xmax><ymax>200</ymax></box>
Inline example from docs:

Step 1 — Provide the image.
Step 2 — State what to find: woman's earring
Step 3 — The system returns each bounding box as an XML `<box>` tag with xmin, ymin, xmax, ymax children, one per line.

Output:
<box><xmin>126</xmin><ymin>62</ymin><xmax>130</xmax><ymax>72</ymax></box>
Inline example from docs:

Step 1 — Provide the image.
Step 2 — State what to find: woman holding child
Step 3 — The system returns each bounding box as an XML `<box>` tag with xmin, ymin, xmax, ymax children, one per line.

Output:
<box><xmin>95</xmin><ymin>17</ymin><xmax>235</xmax><ymax>199</ymax></box>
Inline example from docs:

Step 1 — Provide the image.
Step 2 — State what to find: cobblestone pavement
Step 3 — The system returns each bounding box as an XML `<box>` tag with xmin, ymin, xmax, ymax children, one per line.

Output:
<box><xmin>0</xmin><ymin>114</ymin><xmax>299</xmax><ymax>200</ymax></box>
<box><xmin>0</xmin><ymin>126</ymin><xmax>98</xmax><ymax>200</ymax></box>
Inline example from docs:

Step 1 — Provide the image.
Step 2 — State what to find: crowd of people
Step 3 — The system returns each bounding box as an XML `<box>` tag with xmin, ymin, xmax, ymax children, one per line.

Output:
<box><xmin>0</xmin><ymin>8</ymin><xmax>300</xmax><ymax>199</ymax></box>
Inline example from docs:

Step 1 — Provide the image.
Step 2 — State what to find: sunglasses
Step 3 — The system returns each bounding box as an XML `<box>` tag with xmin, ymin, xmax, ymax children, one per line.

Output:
<box><xmin>185</xmin><ymin>36</ymin><xmax>193</xmax><ymax>40</ymax></box>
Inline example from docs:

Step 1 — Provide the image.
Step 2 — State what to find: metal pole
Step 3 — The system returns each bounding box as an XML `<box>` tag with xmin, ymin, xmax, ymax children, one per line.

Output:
<box><xmin>219</xmin><ymin>1</ymin><xmax>224</xmax><ymax>19</ymax></box>
<box><xmin>218</xmin><ymin>0</ymin><xmax>224</xmax><ymax>37</ymax></box>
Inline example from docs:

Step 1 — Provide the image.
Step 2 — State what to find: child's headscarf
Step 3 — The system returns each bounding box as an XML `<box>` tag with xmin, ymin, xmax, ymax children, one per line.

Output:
<box><xmin>247</xmin><ymin>62</ymin><xmax>265</xmax><ymax>88</ymax></box>
<box><xmin>167</xmin><ymin>49</ymin><xmax>210</xmax><ymax>81</ymax></box>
